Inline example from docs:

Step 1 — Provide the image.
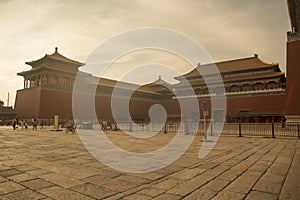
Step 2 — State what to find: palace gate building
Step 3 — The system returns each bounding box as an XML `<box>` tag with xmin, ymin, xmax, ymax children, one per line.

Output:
<box><xmin>14</xmin><ymin>0</ymin><xmax>300</xmax><ymax>123</ymax></box>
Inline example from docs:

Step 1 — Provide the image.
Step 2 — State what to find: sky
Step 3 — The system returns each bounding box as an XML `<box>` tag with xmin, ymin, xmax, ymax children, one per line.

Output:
<box><xmin>0</xmin><ymin>0</ymin><xmax>291</xmax><ymax>107</ymax></box>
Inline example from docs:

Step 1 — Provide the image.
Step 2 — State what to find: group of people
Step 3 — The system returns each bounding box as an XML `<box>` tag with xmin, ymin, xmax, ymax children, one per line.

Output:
<box><xmin>11</xmin><ymin>118</ymin><xmax>45</xmax><ymax>131</ymax></box>
<box><xmin>12</xmin><ymin>118</ymin><xmax>28</xmax><ymax>130</ymax></box>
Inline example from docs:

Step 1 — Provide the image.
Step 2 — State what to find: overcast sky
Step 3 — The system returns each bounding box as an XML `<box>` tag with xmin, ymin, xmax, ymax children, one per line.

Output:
<box><xmin>0</xmin><ymin>0</ymin><xmax>291</xmax><ymax>106</ymax></box>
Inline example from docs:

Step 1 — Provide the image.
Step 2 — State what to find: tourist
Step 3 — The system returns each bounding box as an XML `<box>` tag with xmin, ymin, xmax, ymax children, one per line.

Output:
<box><xmin>24</xmin><ymin>121</ymin><xmax>28</xmax><ymax>129</ymax></box>
<box><xmin>40</xmin><ymin>119</ymin><xmax>44</xmax><ymax>129</ymax></box>
<box><xmin>32</xmin><ymin>118</ymin><xmax>38</xmax><ymax>131</ymax></box>
<box><xmin>12</xmin><ymin>118</ymin><xmax>17</xmax><ymax>130</ymax></box>
<box><xmin>103</xmin><ymin>120</ymin><xmax>107</xmax><ymax>133</ymax></box>
<box><xmin>20</xmin><ymin>120</ymin><xmax>24</xmax><ymax>130</ymax></box>
<box><xmin>281</xmin><ymin>117</ymin><xmax>286</xmax><ymax>128</ymax></box>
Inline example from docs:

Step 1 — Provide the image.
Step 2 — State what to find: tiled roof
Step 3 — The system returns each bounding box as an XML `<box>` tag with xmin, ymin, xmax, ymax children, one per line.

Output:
<box><xmin>25</xmin><ymin>47</ymin><xmax>84</xmax><ymax>68</ymax></box>
<box><xmin>176</xmin><ymin>55</ymin><xmax>278</xmax><ymax>80</ymax></box>
<box><xmin>175</xmin><ymin>72</ymin><xmax>285</xmax><ymax>88</ymax></box>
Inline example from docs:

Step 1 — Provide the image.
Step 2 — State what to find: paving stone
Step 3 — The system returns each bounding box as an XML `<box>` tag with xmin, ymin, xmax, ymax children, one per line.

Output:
<box><xmin>152</xmin><ymin>193</ymin><xmax>182</xmax><ymax>200</ymax></box>
<box><xmin>26</xmin><ymin>169</ymin><xmax>52</xmax><ymax>176</ymax></box>
<box><xmin>0</xmin><ymin>165</ymin><xmax>11</xmax><ymax>171</ymax></box>
<box><xmin>0</xmin><ymin>181</ymin><xmax>25</xmax><ymax>195</ymax></box>
<box><xmin>1</xmin><ymin>160</ymin><xmax>27</xmax><ymax>167</ymax></box>
<box><xmin>212</xmin><ymin>190</ymin><xmax>245</xmax><ymax>200</ymax></box>
<box><xmin>133</xmin><ymin>172</ymin><xmax>165</xmax><ymax>181</ymax></box>
<box><xmin>123</xmin><ymin>193</ymin><xmax>151</xmax><ymax>200</ymax></box>
<box><xmin>40</xmin><ymin>173</ymin><xmax>84</xmax><ymax>188</ymax></box>
<box><xmin>38</xmin><ymin>186</ymin><xmax>94</xmax><ymax>200</ymax></box>
<box><xmin>218</xmin><ymin>169</ymin><xmax>242</xmax><ymax>181</ymax></box>
<box><xmin>13</xmin><ymin>164</ymin><xmax>39</xmax><ymax>172</ymax></box>
<box><xmin>0</xmin><ymin>169</ymin><xmax>23</xmax><ymax>177</ymax></box>
<box><xmin>225</xmin><ymin>171</ymin><xmax>263</xmax><ymax>194</ymax></box>
<box><xmin>115</xmin><ymin>175</ymin><xmax>150</xmax><ymax>185</ymax></box>
<box><xmin>260</xmin><ymin>173</ymin><xmax>285</xmax><ymax>184</ymax></box>
<box><xmin>253</xmin><ymin>179</ymin><xmax>282</xmax><ymax>194</ymax></box>
<box><xmin>21</xmin><ymin>178</ymin><xmax>55</xmax><ymax>190</ymax></box>
<box><xmin>202</xmin><ymin>179</ymin><xmax>231</xmax><ymax>192</ymax></box>
<box><xmin>95</xmin><ymin>168</ymin><xmax>122</xmax><ymax>178</ymax></box>
<box><xmin>167</xmin><ymin>174</ymin><xmax>212</xmax><ymax>196</ymax></box>
<box><xmin>0</xmin><ymin>175</ymin><xmax>8</xmax><ymax>183</ymax></box>
<box><xmin>138</xmin><ymin>187</ymin><xmax>164</xmax><ymax>197</ymax></box>
<box><xmin>231</xmin><ymin>162</ymin><xmax>254</xmax><ymax>172</ymax></box>
<box><xmin>83</xmin><ymin>175</ymin><xmax>136</xmax><ymax>192</ymax></box>
<box><xmin>280</xmin><ymin>171</ymin><xmax>300</xmax><ymax>200</ymax></box>
<box><xmin>170</xmin><ymin>167</ymin><xmax>206</xmax><ymax>180</ymax></box>
<box><xmin>71</xmin><ymin>182</ymin><xmax>115</xmax><ymax>199</ymax></box>
<box><xmin>248</xmin><ymin>164</ymin><xmax>269</xmax><ymax>173</ymax></box>
<box><xmin>268</xmin><ymin>163</ymin><xmax>290</xmax><ymax>177</ymax></box>
<box><xmin>246</xmin><ymin>190</ymin><xmax>278</xmax><ymax>200</ymax></box>
<box><xmin>43</xmin><ymin>165</ymin><xmax>96</xmax><ymax>179</ymax></box>
<box><xmin>154</xmin><ymin>167</ymin><xmax>174</xmax><ymax>176</ymax></box>
<box><xmin>183</xmin><ymin>188</ymin><xmax>217</xmax><ymax>200</ymax></box>
<box><xmin>7</xmin><ymin>173</ymin><xmax>37</xmax><ymax>182</ymax></box>
<box><xmin>152</xmin><ymin>178</ymin><xmax>184</xmax><ymax>190</ymax></box>
<box><xmin>0</xmin><ymin>189</ymin><xmax>46</xmax><ymax>199</ymax></box>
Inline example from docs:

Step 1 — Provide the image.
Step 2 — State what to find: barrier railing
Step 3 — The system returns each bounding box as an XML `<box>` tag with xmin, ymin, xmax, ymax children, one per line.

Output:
<box><xmin>2</xmin><ymin>119</ymin><xmax>299</xmax><ymax>138</ymax></box>
<box><xmin>116</xmin><ymin>122</ymin><xmax>300</xmax><ymax>138</ymax></box>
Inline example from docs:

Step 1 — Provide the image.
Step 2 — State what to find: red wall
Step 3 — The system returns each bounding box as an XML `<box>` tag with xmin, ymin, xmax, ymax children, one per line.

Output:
<box><xmin>15</xmin><ymin>87</ymin><xmax>286</xmax><ymax>120</ymax></box>
<box><xmin>226</xmin><ymin>94</ymin><xmax>286</xmax><ymax>116</ymax></box>
<box><xmin>285</xmin><ymin>39</ymin><xmax>300</xmax><ymax>115</ymax></box>
<box><xmin>15</xmin><ymin>88</ymin><xmax>41</xmax><ymax>119</ymax></box>
<box><xmin>39</xmin><ymin>89</ymin><xmax>73</xmax><ymax>119</ymax></box>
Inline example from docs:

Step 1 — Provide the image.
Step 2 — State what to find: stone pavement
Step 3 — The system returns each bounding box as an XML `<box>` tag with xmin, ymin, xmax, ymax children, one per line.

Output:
<box><xmin>0</xmin><ymin>126</ymin><xmax>299</xmax><ymax>199</ymax></box>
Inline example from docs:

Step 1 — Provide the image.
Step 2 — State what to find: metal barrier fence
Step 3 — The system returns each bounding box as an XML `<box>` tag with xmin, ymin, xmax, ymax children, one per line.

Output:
<box><xmin>2</xmin><ymin>119</ymin><xmax>299</xmax><ymax>138</ymax></box>
<box><xmin>116</xmin><ymin>122</ymin><xmax>300</xmax><ymax>138</ymax></box>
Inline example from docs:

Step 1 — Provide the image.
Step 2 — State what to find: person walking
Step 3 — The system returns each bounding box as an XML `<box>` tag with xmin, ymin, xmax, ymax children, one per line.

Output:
<box><xmin>20</xmin><ymin>120</ymin><xmax>24</xmax><ymax>130</ymax></box>
<box><xmin>40</xmin><ymin>119</ymin><xmax>44</xmax><ymax>129</ymax></box>
<box><xmin>24</xmin><ymin>121</ymin><xmax>28</xmax><ymax>129</ymax></box>
<box><xmin>12</xmin><ymin>118</ymin><xmax>17</xmax><ymax>130</ymax></box>
<box><xmin>32</xmin><ymin>118</ymin><xmax>38</xmax><ymax>131</ymax></box>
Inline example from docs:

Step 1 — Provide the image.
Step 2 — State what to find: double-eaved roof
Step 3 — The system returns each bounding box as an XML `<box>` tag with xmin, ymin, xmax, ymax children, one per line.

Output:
<box><xmin>18</xmin><ymin>48</ymin><xmax>84</xmax><ymax>77</ymax></box>
<box><xmin>25</xmin><ymin>47</ymin><xmax>84</xmax><ymax>68</ymax></box>
<box><xmin>176</xmin><ymin>55</ymin><xmax>281</xmax><ymax>80</ymax></box>
<box><xmin>173</xmin><ymin>55</ymin><xmax>285</xmax><ymax>88</ymax></box>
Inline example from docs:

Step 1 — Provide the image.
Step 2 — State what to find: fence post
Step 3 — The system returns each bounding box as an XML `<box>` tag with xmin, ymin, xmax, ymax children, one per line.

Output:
<box><xmin>238</xmin><ymin>122</ymin><xmax>242</xmax><ymax>137</ymax></box>
<box><xmin>210</xmin><ymin>123</ymin><xmax>213</xmax><ymax>136</ymax></box>
<box><xmin>129</xmin><ymin>120</ymin><xmax>132</xmax><ymax>132</ymax></box>
<box><xmin>271</xmin><ymin>121</ymin><xmax>275</xmax><ymax>138</ymax></box>
<box><xmin>164</xmin><ymin>123</ymin><xmax>167</xmax><ymax>134</ymax></box>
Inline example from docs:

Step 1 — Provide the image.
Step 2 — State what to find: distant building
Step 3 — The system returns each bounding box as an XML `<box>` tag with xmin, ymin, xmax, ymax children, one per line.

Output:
<box><xmin>0</xmin><ymin>102</ymin><xmax>16</xmax><ymax>123</ymax></box>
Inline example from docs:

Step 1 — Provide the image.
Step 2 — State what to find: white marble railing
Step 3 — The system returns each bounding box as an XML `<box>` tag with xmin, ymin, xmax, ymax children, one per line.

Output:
<box><xmin>173</xmin><ymin>88</ymin><xmax>285</xmax><ymax>99</ymax></box>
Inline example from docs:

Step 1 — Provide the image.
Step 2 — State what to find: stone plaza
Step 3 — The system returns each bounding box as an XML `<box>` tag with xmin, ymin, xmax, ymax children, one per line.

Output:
<box><xmin>0</xmin><ymin>126</ymin><xmax>299</xmax><ymax>199</ymax></box>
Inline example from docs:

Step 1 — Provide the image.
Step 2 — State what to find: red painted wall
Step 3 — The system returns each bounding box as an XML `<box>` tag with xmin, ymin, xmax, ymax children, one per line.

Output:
<box><xmin>285</xmin><ymin>39</ymin><xmax>300</xmax><ymax>115</ymax></box>
<box><xmin>39</xmin><ymin>89</ymin><xmax>73</xmax><ymax>119</ymax></box>
<box><xmin>15</xmin><ymin>88</ymin><xmax>41</xmax><ymax>119</ymax></box>
<box><xmin>15</xmin><ymin>86</ymin><xmax>288</xmax><ymax>121</ymax></box>
<box><xmin>226</xmin><ymin>95</ymin><xmax>286</xmax><ymax>116</ymax></box>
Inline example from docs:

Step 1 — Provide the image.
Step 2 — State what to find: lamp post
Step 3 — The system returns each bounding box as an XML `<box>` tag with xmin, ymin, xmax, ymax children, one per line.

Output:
<box><xmin>202</xmin><ymin>102</ymin><xmax>208</xmax><ymax>141</ymax></box>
